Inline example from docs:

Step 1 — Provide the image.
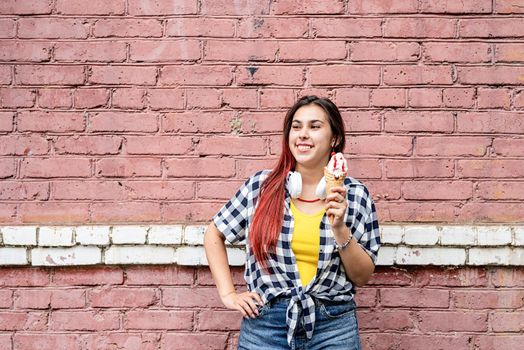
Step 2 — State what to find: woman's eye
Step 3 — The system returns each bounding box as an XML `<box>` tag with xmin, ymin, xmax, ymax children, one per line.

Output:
<box><xmin>292</xmin><ymin>125</ymin><xmax>300</xmax><ymax>130</ymax></box>
<box><xmin>311</xmin><ymin>125</ymin><xmax>320</xmax><ymax>129</ymax></box>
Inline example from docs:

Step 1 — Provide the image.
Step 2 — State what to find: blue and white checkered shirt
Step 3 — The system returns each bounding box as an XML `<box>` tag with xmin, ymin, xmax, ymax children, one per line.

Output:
<box><xmin>213</xmin><ymin>170</ymin><xmax>380</xmax><ymax>346</ymax></box>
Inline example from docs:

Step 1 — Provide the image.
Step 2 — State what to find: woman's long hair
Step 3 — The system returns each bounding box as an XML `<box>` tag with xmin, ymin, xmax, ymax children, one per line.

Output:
<box><xmin>250</xmin><ymin>95</ymin><xmax>346</xmax><ymax>267</ymax></box>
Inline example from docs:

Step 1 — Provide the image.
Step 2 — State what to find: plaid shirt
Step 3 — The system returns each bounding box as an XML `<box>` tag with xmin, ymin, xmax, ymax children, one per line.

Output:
<box><xmin>213</xmin><ymin>170</ymin><xmax>380</xmax><ymax>346</ymax></box>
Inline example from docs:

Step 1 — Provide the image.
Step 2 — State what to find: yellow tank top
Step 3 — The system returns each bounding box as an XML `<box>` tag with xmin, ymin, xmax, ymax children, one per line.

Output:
<box><xmin>290</xmin><ymin>200</ymin><xmax>324</xmax><ymax>286</ymax></box>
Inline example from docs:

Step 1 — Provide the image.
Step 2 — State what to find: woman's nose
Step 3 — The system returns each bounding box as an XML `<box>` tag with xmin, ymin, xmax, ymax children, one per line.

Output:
<box><xmin>299</xmin><ymin>127</ymin><xmax>309</xmax><ymax>138</ymax></box>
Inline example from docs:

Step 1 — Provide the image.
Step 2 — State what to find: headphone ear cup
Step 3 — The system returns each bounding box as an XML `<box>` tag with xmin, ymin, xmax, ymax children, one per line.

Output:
<box><xmin>288</xmin><ymin>171</ymin><xmax>302</xmax><ymax>199</ymax></box>
<box><xmin>315</xmin><ymin>177</ymin><xmax>327</xmax><ymax>199</ymax></box>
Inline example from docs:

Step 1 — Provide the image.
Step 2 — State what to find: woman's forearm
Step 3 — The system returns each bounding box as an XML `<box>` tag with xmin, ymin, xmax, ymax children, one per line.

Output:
<box><xmin>333</xmin><ymin>226</ymin><xmax>375</xmax><ymax>287</ymax></box>
<box><xmin>204</xmin><ymin>223</ymin><xmax>263</xmax><ymax>318</ymax></box>
<box><xmin>204</xmin><ymin>222</ymin><xmax>236</xmax><ymax>298</ymax></box>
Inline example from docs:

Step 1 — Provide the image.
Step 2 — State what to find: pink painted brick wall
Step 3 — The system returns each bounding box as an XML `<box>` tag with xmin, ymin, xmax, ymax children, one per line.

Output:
<box><xmin>1</xmin><ymin>2</ymin><xmax>524</xmax><ymax>349</ymax></box>
<box><xmin>0</xmin><ymin>0</ymin><xmax>522</xmax><ymax>225</ymax></box>
<box><xmin>0</xmin><ymin>266</ymin><xmax>523</xmax><ymax>350</ymax></box>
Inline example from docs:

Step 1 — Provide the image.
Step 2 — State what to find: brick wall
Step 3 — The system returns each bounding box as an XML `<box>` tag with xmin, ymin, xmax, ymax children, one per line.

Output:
<box><xmin>1</xmin><ymin>266</ymin><xmax>523</xmax><ymax>349</ymax></box>
<box><xmin>1</xmin><ymin>0</ymin><xmax>524</xmax><ymax>349</ymax></box>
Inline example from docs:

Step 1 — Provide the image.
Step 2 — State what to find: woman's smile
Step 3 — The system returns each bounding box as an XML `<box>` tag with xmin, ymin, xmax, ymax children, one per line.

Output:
<box><xmin>296</xmin><ymin>143</ymin><xmax>314</xmax><ymax>152</ymax></box>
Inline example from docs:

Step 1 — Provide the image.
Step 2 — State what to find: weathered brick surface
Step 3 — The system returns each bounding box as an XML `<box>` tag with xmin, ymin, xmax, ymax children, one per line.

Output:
<box><xmin>3</xmin><ymin>0</ymin><xmax>521</xmax><ymax>223</ymax></box>
<box><xmin>0</xmin><ymin>266</ymin><xmax>521</xmax><ymax>348</ymax></box>
<box><xmin>1</xmin><ymin>2</ymin><xmax>523</xmax><ymax>348</ymax></box>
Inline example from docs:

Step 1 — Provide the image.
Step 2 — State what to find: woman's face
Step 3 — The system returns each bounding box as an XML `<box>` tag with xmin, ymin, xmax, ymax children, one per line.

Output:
<box><xmin>288</xmin><ymin>104</ymin><xmax>334</xmax><ymax>170</ymax></box>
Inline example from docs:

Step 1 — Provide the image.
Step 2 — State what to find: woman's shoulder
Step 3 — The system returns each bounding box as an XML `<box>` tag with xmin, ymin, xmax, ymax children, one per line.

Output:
<box><xmin>243</xmin><ymin>169</ymin><xmax>272</xmax><ymax>188</ymax></box>
<box><xmin>343</xmin><ymin>175</ymin><xmax>372</xmax><ymax>198</ymax></box>
<box><xmin>344</xmin><ymin>175</ymin><xmax>366</xmax><ymax>188</ymax></box>
<box><xmin>253</xmin><ymin>169</ymin><xmax>272</xmax><ymax>178</ymax></box>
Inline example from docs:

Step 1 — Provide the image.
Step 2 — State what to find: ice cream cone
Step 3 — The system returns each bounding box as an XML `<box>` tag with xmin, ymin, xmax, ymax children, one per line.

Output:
<box><xmin>324</xmin><ymin>167</ymin><xmax>346</xmax><ymax>195</ymax></box>
<box><xmin>325</xmin><ymin>152</ymin><xmax>348</xmax><ymax>225</ymax></box>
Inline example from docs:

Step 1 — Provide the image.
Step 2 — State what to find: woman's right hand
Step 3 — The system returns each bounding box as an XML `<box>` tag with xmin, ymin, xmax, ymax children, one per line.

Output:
<box><xmin>221</xmin><ymin>291</ymin><xmax>264</xmax><ymax>319</ymax></box>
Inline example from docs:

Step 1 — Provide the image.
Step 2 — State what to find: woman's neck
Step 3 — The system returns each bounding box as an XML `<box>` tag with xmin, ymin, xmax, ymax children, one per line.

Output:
<box><xmin>295</xmin><ymin>164</ymin><xmax>324</xmax><ymax>185</ymax></box>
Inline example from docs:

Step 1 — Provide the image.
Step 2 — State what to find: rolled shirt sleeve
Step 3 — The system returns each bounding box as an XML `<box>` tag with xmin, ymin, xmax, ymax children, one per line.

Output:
<box><xmin>212</xmin><ymin>171</ymin><xmax>269</xmax><ymax>244</ymax></box>
<box><xmin>345</xmin><ymin>183</ymin><xmax>381</xmax><ymax>265</ymax></box>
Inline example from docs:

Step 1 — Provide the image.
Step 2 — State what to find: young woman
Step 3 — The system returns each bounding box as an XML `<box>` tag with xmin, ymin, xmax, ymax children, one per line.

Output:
<box><xmin>204</xmin><ymin>96</ymin><xmax>380</xmax><ymax>349</ymax></box>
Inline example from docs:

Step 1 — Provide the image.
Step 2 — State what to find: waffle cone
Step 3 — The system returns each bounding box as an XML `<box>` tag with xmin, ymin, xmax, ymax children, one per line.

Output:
<box><xmin>324</xmin><ymin>167</ymin><xmax>346</xmax><ymax>195</ymax></box>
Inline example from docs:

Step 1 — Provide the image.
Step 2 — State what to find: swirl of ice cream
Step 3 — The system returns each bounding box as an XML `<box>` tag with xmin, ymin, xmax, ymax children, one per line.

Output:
<box><xmin>326</xmin><ymin>152</ymin><xmax>347</xmax><ymax>179</ymax></box>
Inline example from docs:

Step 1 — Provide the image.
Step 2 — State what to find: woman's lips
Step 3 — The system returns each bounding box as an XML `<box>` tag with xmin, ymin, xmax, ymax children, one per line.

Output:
<box><xmin>297</xmin><ymin>144</ymin><xmax>313</xmax><ymax>152</ymax></box>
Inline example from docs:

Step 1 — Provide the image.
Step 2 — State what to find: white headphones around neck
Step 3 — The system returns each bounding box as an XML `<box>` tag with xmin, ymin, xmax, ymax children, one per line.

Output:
<box><xmin>287</xmin><ymin>171</ymin><xmax>327</xmax><ymax>199</ymax></box>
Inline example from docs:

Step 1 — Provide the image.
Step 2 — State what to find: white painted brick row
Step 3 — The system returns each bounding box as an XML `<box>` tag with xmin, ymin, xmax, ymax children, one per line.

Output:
<box><xmin>511</xmin><ymin>249</ymin><xmax>524</xmax><ymax>265</ymax></box>
<box><xmin>175</xmin><ymin>246</ymin><xmax>246</xmax><ymax>266</ymax></box>
<box><xmin>39</xmin><ymin>227</ymin><xmax>74</xmax><ymax>246</ymax></box>
<box><xmin>181</xmin><ymin>225</ymin><xmax>244</xmax><ymax>246</ymax></box>
<box><xmin>149</xmin><ymin>225</ymin><xmax>183</xmax><ymax>244</ymax></box>
<box><xmin>380</xmin><ymin>225</ymin><xmax>403</xmax><ymax>244</ymax></box>
<box><xmin>1</xmin><ymin>225</ymin><xmax>524</xmax><ymax>266</ymax></box>
<box><xmin>5</xmin><ymin>245</ymin><xmax>524</xmax><ymax>266</ymax></box>
<box><xmin>0</xmin><ymin>248</ymin><xmax>28</xmax><ymax>265</ymax></box>
<box><xmin>76</xmin><ymin>226</ymin><xmax>110</xmax><ymax>245</ymax></box>
<box><xmin>31</xmin><ymin>246</ymin><xmax>101</xmax><ymax>266</ymax></box>
<box><xmin>224</xmin><ymin>248</ymin><xmax>246</xmax><ymax>266</ymax></box>
<box><xmin>3</xmin><ymin>225</ymin><xmax>522</xmax><ymax>248</ymax></box>
<box><xmin>514</xmin><ymin>227</ymin><xmax>524</xmax><ymax>246</ymax></box>
<box><xmin>381</xmin><ymin>225</ymin><xmax>522</xmax><ymax>247</ymax></box>
<box><xmin>477</xmin><ymin>227</ymin><xmax>512</xmax><ymax>245</ymax></box>
<box><xmin>404</xmin><ymin>226</ymin><xmax>439</xmax><ymax>245</ymax></box>
<box><xmin>1</xmin><ymin>226</ymin><xmax>37</xmax><ymax>245</ymax></box>
<box><xmin>468</xmin><ymin>248</ymin><xmax>524</xmax><ymax>265</ymax></box>
<box><xmin>111</xmin><ymin>226</ymin><xmax>148</xmax><ymax>244</ymax></box>
<box><xmin>469</xmin><ymin>247</ymin><xmax>511</xmax><ymax>265</ymax></box>
<box><xmin>174</xmin><ymin>246</ymin><xmax>206</xmax><ymax>265</ymax></box>
<box><xmin>183</xmin><ymin>225</ymin><xmax>206</xmax><ymax>245</ymax></box>
<box><xmin>440</xmin><ymin>226</ymin><xmax>476</xmax><ymax>245</ymax></box>
<box><xmin>396</xmin><ymin>247</ymin><xmax>467</xmax><ymax>265</ymax></box>
<box><xmin>376</xmin><ymin>246</ymin><xmax>396</xmax><ymax>266</ymax></box>
<box><xmin>111</xmin><ymin>225</ymin><xmax>186</xmax><ymax>245</ymax></box>
<box><xmin>105</xmin><ymin>246</ymin><xmax>175</xmax><ymax>264</ymax></box>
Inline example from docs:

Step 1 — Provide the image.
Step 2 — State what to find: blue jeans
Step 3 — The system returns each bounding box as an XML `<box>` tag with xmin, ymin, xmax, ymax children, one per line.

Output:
<box><xmin>238</xmin><ymin>297</ymin><xmax>361</xmax><ymax>350</ymax></box>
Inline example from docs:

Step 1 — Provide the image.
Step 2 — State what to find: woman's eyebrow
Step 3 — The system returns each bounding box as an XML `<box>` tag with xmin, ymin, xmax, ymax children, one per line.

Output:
<box><xmin>292</xmin><ymin>119</ymin><xmax>324</xmax><ymax>124</ymax></box>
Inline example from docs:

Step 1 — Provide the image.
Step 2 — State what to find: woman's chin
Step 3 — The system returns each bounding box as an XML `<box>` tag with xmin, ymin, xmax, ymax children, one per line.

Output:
<box><xmin>294</xmin><ymin>158</ymin><xmax>321</xmax><ymax>170</ymax></box>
